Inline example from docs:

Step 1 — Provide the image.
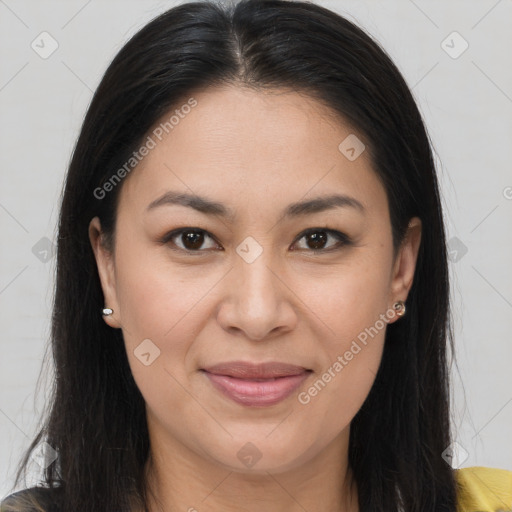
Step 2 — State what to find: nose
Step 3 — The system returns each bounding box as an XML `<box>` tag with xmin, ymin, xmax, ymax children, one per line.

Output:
<box><xmin>216</xmin><ymin>251</ymin><xmax>299</xmax><ymax>341</ymax></box>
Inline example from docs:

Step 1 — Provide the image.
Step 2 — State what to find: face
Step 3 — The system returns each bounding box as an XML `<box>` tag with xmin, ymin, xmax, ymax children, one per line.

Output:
<box><xmin>89</xmin><ymin>85</ymin><xmax>421</xmax><ymax>475</ymax></box>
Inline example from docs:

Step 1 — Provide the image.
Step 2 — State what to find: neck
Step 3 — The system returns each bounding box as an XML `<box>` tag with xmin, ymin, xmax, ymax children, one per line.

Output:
<box><xmin>132</xmin><ymin>426</ymin><xmax>359</xmax><ymax>512</ymax></box>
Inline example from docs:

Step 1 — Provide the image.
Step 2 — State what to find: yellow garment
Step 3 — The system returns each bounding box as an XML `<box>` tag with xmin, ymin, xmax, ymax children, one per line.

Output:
<box><xmin>456</xmin><ymin>466</ymin><xmax>512</xmax><ymax>512</ymax></box>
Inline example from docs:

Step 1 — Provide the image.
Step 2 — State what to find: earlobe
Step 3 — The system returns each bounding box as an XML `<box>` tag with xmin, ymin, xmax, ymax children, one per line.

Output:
<box><xmin>88</xmin><ymin>216</ymin><xmax>121</xmax><ymax>329</ymax></box>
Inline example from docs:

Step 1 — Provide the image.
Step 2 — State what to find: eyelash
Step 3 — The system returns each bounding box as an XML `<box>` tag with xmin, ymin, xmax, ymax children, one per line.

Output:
<box><xmin>159</xmin><ymin>227</ymin><xmax>351</xmax><ymax>255</ymax></box>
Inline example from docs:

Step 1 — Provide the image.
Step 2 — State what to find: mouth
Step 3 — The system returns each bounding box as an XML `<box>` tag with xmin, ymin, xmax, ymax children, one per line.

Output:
<box><xmin>200</xmin><ymin>361</ymin><xmax>312</xmax><ymax>407</ymax></box>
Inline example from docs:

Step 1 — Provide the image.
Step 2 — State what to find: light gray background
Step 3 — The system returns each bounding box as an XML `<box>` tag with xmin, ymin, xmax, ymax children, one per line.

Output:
<box><xmin>1</xmin><ymin>0</ymin><xmax>511</xmax><ymax>497</ymax></box>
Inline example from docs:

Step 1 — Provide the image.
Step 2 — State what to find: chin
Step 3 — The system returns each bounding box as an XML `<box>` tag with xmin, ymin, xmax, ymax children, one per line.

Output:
<box><xmin>202</xmin><ymin>437</ymin><xmax>315</xmax><ymax>475</ymax></box>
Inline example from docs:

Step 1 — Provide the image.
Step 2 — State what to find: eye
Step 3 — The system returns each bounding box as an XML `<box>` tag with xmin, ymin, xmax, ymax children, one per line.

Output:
<box><xmin>291</xmin><ymin>228</ymin><xmax>350</xmax><ymax>252</ymax></box>
<box><xmin>160</xmin><ymin>227</ymin><xmax>350</xmax><ymax>254</ymax></box>
<box><xmin>162</xmin><ymin>228</ymin><xmax>222</xmax><ymax>253</ymax></box>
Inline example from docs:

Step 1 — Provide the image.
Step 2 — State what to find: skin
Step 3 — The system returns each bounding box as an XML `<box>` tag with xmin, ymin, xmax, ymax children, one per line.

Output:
<box><xmin>89</xmin><ymin>84</ymin><xmax>422</xmax><ymax>512</ymax></box>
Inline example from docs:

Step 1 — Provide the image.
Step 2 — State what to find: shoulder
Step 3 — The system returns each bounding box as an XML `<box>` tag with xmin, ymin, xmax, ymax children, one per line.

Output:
<box><xmin>1</xmin><ymin>486</ymin><xmax>61</xmax><ymax>512</ymax></box>
<box><xmin>455</xmin><ymin>466</ymin><xmax>512</xmax><ymax>512</ymax></box>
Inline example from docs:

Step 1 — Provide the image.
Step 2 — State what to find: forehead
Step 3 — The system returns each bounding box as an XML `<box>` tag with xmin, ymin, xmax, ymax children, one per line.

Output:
<box><xmin>119</xmin><ymin>84</ymin><xmax>387</xmax><ymax>221</ymax></box>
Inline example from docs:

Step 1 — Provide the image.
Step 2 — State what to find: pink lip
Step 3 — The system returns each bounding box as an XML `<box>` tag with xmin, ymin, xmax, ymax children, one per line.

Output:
<box><xmin>203</xmin><ymin>361</ymin><xmax>309</xmax><ymax>379</ymax></box>
<box><xmin>201</xmin><ymin>361</ymin><xmax>311</xmax><ymax>407</ymax></box>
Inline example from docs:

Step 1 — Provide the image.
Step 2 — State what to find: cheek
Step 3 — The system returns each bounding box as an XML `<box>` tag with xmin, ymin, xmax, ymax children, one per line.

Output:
<box><xmin>296</xmin><ymin>281</ymin><xmax>388</xmax><ymax>445</ymax></box>
<box><xmin>112</xmin><ymin>254</ymin><xmax>205</xmax><ymax>423</ymax></box>
<box><xmin>113</xmin><ymin>227</ymin><xmax>206</xmax><ymax>337</ymax></box>
<box><xmin>296</xmin><ymin>251</ymin><xmax>392</xmax><ymax>348</ymax></box>
<box><xmin>291</xmin><ymin>251</ymin><xmax>391</xmax><ymax>416</ymax></box>
<box><xmin>112</xmin><ymin>237</ymin><xmax>206</xmax><ymax>383</ymax></box>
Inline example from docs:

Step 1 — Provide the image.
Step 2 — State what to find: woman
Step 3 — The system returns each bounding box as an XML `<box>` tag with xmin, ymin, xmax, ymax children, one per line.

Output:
<box><xmin>2</xmin><ymin>0</ymin><xmax>511</xmax><ymax>511</ymax></box>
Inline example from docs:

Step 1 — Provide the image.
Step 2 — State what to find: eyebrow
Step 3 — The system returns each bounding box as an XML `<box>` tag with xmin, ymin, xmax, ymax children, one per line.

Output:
<box><xmin>145</xmin><ymin>191</ymin><xmax>366</xmax><ymax>220</ymax></box>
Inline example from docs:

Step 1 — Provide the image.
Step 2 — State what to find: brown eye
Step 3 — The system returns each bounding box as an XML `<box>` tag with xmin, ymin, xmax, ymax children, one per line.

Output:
<box><xmin>181</xmin><ymin>230</ymin><xmax>206</xmax><ymax>250</ymax></box>
<box><xmin>292</xmin><ymin>229</ymin><xmax>350</xmax><ymax>252</ymax></box>
<box><xmin>164</xmin><ymin>228</ymin><xmax>220</xmax><ymax>252</ymax></box>
<box><xmin>304</xmin><ymin>231</ymin><xmax>328</xmax><ymax>250</ymax></box>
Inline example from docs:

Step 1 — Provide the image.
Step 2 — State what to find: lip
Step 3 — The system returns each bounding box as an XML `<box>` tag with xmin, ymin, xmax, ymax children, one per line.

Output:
<box><xmin>201</xmin><ymin>361</ymin><xmax>312</xmax><ymax>407</ymax></box>
<box><xmin>202</xmin><ymin>361</ymin><xmax>309</xmax><ymax>379</ymax></box>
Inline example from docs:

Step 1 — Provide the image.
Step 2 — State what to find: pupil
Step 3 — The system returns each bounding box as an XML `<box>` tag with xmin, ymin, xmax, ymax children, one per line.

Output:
<box><xmin>183</xmin><ymin>231</ymin><xmax>204</xmax><ymax>250</ymax></box>
<box><xmin>308</xmin><ymin>231</ymin><xmax>327</xmax><ymax>249</ymax></box>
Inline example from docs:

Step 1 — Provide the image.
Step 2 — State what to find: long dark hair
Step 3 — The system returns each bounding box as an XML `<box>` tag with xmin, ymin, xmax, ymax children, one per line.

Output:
<box><xmin>5</xmin><ymin>1</ymin><xmax>458</xmax><ymax>510</ymax></box>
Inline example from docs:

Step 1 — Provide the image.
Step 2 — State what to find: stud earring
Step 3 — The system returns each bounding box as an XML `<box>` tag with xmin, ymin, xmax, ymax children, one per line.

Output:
<box><xmin>393</xmin><ymin>300</ymin><xmax>406</xmax><ymax>317</ymax></box>
<box><xmin>102</xmin><ymin>307</ymin><xmax>114</xmax><ymax>316</ymax></box>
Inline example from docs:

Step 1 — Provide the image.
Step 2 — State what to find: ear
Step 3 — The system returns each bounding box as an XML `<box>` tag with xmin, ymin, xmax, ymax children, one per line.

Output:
<box><xmin>387</xmin><ymin>217</ymin><xmax>422</xmax><ymax>323</ymax></box>
<box><xmin>88</xmin><ymin>216</ymin><xmax>121</xmax><ymax>329</ymax></box>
